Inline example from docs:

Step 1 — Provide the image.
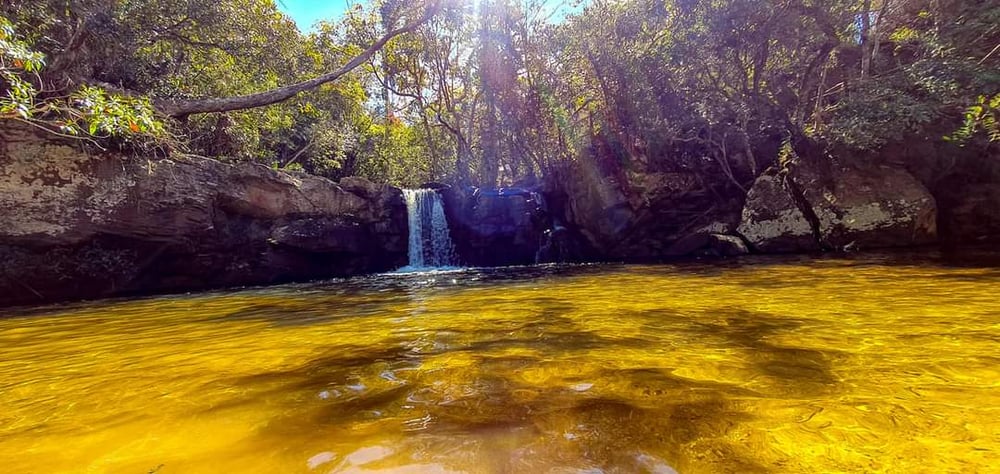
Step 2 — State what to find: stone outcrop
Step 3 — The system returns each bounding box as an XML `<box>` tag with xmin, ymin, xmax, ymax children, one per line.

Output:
<box><xmin>545</xmin><ymin>161</ymin><xmax>745</xmax><ymax>261</ymax></box>
<box><xmin>738</xmin><ymin>161</ymin><xmax>937</xmax><ymax>252</ymax></box>
<box><xmin>2</xmin><ymin>121</ymin><xmax>987</xmax><ymax>308</ymax></box>
<box><xmin>665</xmin><ymin>231</ymin><xmax>750</xmax><ymax>257</ymax></box>
<box><xmin>798</xmin><ymin>162</ymin><xmax>937</xmax><ymax>249</ymax></box>
<box><xmin>937</xmin><ymin>183</ymin><xmax>1000</xmax><ymax>243</ymax></box>
<box><xmin>736</xmin><ymin>172</ymin><xmax>821</xmax><ymax>253</ymax></box>
<box><xmin>543</xmin><ymin>150</ymin><xmax>941</xmax><ymax>261</ymax></box>
<box><xmin>0</xmin><ymin>124</ymin><xmax>406</xmax><ymax>307</ymax></box>
<box><xmin>441</xmin><ymin>186</ymin><xmax>547</xmax><ymax>266</ymax></box>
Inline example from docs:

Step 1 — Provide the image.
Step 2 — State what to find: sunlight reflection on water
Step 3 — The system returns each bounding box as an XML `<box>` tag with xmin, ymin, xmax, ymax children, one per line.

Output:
<box><xmin>0</xmin><ymin>252</ymin><xmax>998</xmax><ymax>473</ymax></box>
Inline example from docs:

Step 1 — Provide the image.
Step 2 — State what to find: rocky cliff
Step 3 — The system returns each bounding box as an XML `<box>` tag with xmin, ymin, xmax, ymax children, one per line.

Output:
<box><xmin>440</xmin><ymin>185</ymin><xmax>548</xmax><ymax>267</ymax></box>
<box><xmin>539</xmin><ymin>147</ymin><xmax>990</xmax><ymax>261</ymax></box>
<box><xmin>0</xmin><ymin>124</ymin><xmax>406</xmax><ymax>307</ymax></box>
<box><xmin>544</xmin><ymin>161</ymin><xmax>746</xmax><ymax>261</ymax></box>
<box><xmin>2</xmin><ymin>122</ymin><xmax>997</xmax><ymax>307</ymax></box>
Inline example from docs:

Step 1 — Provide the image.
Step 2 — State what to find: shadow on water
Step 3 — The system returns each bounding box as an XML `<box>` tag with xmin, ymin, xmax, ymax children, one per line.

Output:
<box><xmin>214</xmin><ymin>298</ymin><xmax>408</xmax><ymax>326</ymax></box>
<box><xmin>623</xmin><ymin>248</ymin><xmax>1000</xmax><ymax>280</ymax></box>
<box><xmin>457</xmin><ymin>312</ymin><xmax>664</xmax><ymax>354</ymax></box>
<box><xmin>202</xmin><ymin>312</ymin><xmax>779</xmax><ymax>472</ymax></box>
<box><xmin>2</xmin><ymin>249</ymin><xmax>999</xmax><ymax>473</ymax></box>
<box><xmin>671</xmin><ymin>309</ymin><xmax>845</xmax><ymax>397</ymax></box>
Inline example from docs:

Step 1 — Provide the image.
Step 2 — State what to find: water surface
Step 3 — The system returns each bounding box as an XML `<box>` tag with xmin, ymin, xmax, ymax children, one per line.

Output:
<box><xmin>1</xmin><ymin>254</ymin><xmax>998</xmax><ymax>473</ymax></box>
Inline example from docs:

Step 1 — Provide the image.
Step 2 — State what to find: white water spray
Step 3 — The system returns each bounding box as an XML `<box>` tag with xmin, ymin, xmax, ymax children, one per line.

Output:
<box><xmin>401</xmin><ymin>189</ymin><xmax>459</xmax><ymax>270</ymax></box>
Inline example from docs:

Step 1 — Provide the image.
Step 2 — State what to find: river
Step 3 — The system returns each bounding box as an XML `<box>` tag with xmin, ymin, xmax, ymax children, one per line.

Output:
<box><xmin>1</xmin><ymin>252</ymin><xmax>997</xmax><ymax>473</ymax></box>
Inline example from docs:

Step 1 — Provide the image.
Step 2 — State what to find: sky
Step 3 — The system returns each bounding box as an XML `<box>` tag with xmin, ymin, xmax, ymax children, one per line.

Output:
<box><xmin>276</xmin><ymin>0</ymin><xmax>586</xmax><ymax>32</ymax></box>
<box><xmin>276</xmin><ymin>1</ymin><xmax>351</xmax><ymax>32</ymax></box>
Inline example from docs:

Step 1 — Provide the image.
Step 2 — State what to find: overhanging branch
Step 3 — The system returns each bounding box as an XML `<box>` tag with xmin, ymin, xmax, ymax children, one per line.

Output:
<box><xmin>154</xmin><ymin>1</ymin><xmax>440</xmax><ymax>118</ymax></box>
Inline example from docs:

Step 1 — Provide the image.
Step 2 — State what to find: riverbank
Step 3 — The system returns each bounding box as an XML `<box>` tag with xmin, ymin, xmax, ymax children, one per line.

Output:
<box><xmin>2</xmin><ymin>122</ymin><xmax>999</xmax><ymax>307</ymax></box>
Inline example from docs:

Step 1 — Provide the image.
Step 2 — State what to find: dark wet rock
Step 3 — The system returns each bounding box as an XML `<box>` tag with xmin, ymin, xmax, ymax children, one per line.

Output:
<box><xmin>441</xmin><ymin>185</ymin><xmax>548</xmax><ymax>266</ymax></box>
<box><xmin>535</xmin><ymin>224</ymin><xmax>592</xmax><ymax>264</ymax></box>
<box><xmin>662</xmin><ymin>231</ymin><xmax>748</xmax><ymax>258</ymax></box>
<box><xmin>709</xmin><ymin>234</ymin><xmax>750</xmax><ymax>257</ymax></box>
<box><xmin>545</xmin><ymin>161</ymin><xmax>743</xmax><ymax>261</ymax></box>
<box><xmin>665</xmin><ymin>232</ymin><xmax>714</xmax><ymax>257</ymax></box>
<box><xmin>938</xmin><ymin>183</ymin><xmax>1000</xmax><ymax>243</ymax></box>
<box><xmin>0</xmin><ymin>123</ymin><xmax>406</xmax><ymax>307</ymax></box>
<box><xmin>269</xmin><ymin>217</ymin><xmax>370</xmax><ymax>254</ymax></box>
<box><xmin>418</xmin><ymin>182</ymin><xmax>451</xmax><ymax>191</ymax></box>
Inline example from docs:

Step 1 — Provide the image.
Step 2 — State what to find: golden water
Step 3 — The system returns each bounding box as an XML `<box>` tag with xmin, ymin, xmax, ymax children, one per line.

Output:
<box><xmin>1</xmin><ymin>254</ymin><xmax>998</xmax><ymax>473</ymax></box>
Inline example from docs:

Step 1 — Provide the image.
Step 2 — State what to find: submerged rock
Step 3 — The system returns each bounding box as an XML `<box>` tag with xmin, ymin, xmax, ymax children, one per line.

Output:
<box><xmin>0</xmin><ymin>123</ymin><xmax>406</xmax><ymax>307</ymax></box>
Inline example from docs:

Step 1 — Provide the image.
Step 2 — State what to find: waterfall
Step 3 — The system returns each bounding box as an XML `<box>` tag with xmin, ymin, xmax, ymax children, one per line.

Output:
<box><xmin>401</xmin><ymin>189</ymin><xmax>459</xmax><ymax>270</ymax></box>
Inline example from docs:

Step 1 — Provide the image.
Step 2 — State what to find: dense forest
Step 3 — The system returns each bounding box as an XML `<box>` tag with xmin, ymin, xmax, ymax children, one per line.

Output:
<box><xmin>2</xmin><ymin>0</ymin><xmax>998</xmax><ymax>190</ymax></box>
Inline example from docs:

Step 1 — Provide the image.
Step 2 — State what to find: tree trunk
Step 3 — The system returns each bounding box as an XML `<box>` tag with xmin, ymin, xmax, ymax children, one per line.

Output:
<box><xmin>814</xmin><ymin>61</ymin><xmax>829</xmax><ymax>132</ymax></box>
<box><xmin>478</xmin><ymin>0</ymin><xmax>501</xmax><ymax>186</ymax></box>
<box><xmin>872</xmin><ymin>0</ymin><xmax>892</xmax><ymax>68</ymax></box>
<box><xmin>418</xmin><ymin>102</ymin><xmax>441</xmax><ymax>175</ymax></box>
<box><xmin>860</xmin><ymin>0</ymin><xmax>872</xmax><ymax>78</ymax></box>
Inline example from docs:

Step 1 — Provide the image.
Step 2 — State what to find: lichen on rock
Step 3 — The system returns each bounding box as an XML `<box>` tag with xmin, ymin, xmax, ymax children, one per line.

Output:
<box><xmin>0</xmin><ymin>122</ymin><xmax>407</xmax><ymax>307</ymax></box>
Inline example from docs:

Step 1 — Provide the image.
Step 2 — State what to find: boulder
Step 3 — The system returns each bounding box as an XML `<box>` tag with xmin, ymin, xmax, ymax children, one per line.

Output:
<box><xmin>0</xmin><ymin>123</ymin><xmax>406</xmax><ymax>307</ymax></box>
<box><xmin>709</xmin><ymin>234</ymin><xmax>750</xmax><ymax>257</ymax></box>
<box><xmin>737</xmin><ymin>173</ymin><xmax>820</xmax><ymax>253</ymax></box>
<box><xmin>737</xmin><ymin>163</ymin><xmax>937</xmax><ymax>253</ymax></box>
<box><xmin>663</xmin><ymin>232</ymin><xmax>749</xmax><ymax>258</ymax></box>
<box><xmin>792</xmin><ymin>163</ymin><xmax>937</xmax><ymax>250</ymax></box>
<box><xmin>664</xmin><ymin>232</ymin><xmax>713</xmax><ymax>257</ymax></box>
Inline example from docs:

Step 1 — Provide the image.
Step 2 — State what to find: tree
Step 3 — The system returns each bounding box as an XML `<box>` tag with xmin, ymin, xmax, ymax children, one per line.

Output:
<box><xmin>155</xmin><ymin>1</ymin><xmax>441</xmax><ymax>117</ymax></box>
<box><xmin>1</xmin><ymin>0</ymin><xmax>441</xmax><ymax>117</ymax></box>
<box><xmin>5</xmin><ymin>0</ymin><xmax>996</xmax><ymax>188</ymax></box>
<box><xmin>1</xmin><ymin>15</ymin><xmax>163</xmax><ymax>143</ymax></box>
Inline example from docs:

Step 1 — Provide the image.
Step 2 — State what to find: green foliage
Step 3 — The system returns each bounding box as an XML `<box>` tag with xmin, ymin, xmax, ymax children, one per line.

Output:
<box><xmin>1</xmin><ymin>15</ymin><xmax>164</xmax><ymax>144</ymax></box>
<box><xmin>777</xmin><ymin>139</ymin><xmax>796</xmax><ymax>170</ymax></box>
<box><xmin>822</xmin><ymin>1</ymin><xmax>1000</xmax><ymax>151</ymax></box>
<box><xmin>824</xmin><ymin>81</ymin><xmax>940</xmax><ymax>149</ymax></box>
<box><xmin>4</xmin><ymin>0</ymin><xmax>997</xmax><ymax>185</ymax></box>
<box><xmin>1</xmin><ymin>15</ymin><xmax>46</xmax><ymax>119</ymax></box>
<box><xmin>66</xmin><ymin>86</ymin><xmax>163</xmax><ymax>138</ymax></box>
<box><xmin>951</xmin><ymin>94</ymin><xmax>1000</xmax><ymax>143</ymax></box>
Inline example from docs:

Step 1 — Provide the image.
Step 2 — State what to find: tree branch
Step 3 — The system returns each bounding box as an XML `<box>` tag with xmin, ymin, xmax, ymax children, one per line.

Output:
<box><xmin>282</xmin><ymin>140</ymin><xmax>314</xmax><ymax>168</ymax></box>
<box><xmin>154</xmin><ymin>1</ymin><xmax>440</xmax><ymax>118</ymax></box>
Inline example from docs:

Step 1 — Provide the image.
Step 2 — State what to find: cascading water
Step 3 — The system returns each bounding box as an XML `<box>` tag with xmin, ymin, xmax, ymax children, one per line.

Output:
<box><xmin>401</xmin><ymin>189</ymin><xmax>459</xmax><ymax>270</ymax></box>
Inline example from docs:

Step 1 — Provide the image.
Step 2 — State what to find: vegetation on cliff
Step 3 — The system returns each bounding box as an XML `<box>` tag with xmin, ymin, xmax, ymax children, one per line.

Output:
<box><xmin>1</xmin><ymin>0</ymin><xmax>998</xmax><ymax>188</ymax></box>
